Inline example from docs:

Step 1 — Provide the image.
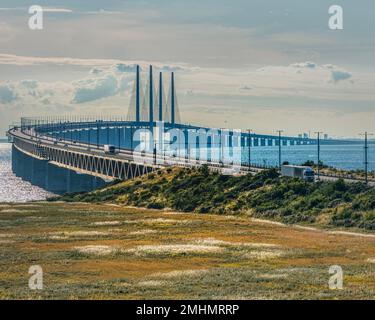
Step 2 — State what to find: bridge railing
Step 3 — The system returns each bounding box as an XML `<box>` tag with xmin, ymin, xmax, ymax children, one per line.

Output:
<box><xmin>9</xmin><ymin>117</ymin><xmax>372</xmax><ymax>179</ymax></box>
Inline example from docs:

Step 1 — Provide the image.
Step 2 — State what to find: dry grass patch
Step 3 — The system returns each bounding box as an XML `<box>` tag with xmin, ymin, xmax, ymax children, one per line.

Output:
<box><xmin>49</xmin><ymin>230</ymin><xmax>113</xmax><ymax>238</ymax></box>
<box><xmin>243</xmin><ymin>249</ymin><xmax>286</xmax><ymax>260</ymax></box>
<box><xmin>241</xmin><ymin>242</ymin><xmax>281</xmax><ymax>248</ymax></box>
<box><xmin>0</xmin><ymin>233</ymin><xmax>15</xmax><ymax>238</ymax></box>
<box><xmin>0</xmin><ymin>240</ymin><xmax>15</xmax><ymax>244</ymax></box>
<box><xmin>192</xmin><ymin>238</ymin><xmax>280</xmax><ymax>249</ymax></box>
<box><xmin>258</xmin><ymin>273</ymin><xmax>288</xmax><ymax>280</ymax></box>
<box><xmin>91</xmin><ymin>221</ymin><xmax>121</xmax><ymax>226</ymax></box>
<box><xmin>126</xmin><ymin>244</ymin><xmax>224</xmax><ymax>255</ymax></box>
<box><xmin>151</xmin><ymin>269</ymin><xmax>209</xmax><ymax>279</ymax></box>
<box><xmin>327</xmin><ymin>231</ymin><xmax>375</xmax><ymax>238</ymax></box>
<box><xmin>136</xmin><ymin>280</ymin><xmax>170</xmax><ymax>287</ymax></box>
<box><xmin>74</xmin><ymin>245</ymin><xmax>118</xmax><ymax>256</ymax></box>
<box><xmin>129</xmin><ymin>229</ymin><xmax>158</xmax><ymax>236</ymax></box>
<box><xmin>0</xmin><ymin>209</ymin><xmax>24</xmax><ymax>213</ymax></box>
<box><xmin>193</xmin><ymin>238</ymin><xmax>232</xmax><ymax>246</ymax></box>
<box><xmin>249</xmin><ymin>218</ymin><xmax>287</xmax><ymax>227</ymax></box>
<box><xmin>140</xmin><ymin>218</ymin><xmax>192</xmax><ymax>225</ymax></box>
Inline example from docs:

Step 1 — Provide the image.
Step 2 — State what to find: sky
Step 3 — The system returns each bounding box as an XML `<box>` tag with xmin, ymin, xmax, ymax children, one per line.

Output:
<box><xmin>0</xmin><ymin>0</ymin><xmax>375</xmax><ymax>138</ymax></box>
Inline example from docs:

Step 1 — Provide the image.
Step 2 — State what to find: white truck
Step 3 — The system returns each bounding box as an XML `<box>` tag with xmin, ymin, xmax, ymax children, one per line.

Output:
<box><xmin>281</xmin><ymin>165</ymin><xmax>315</xmax><ymax>182</ymax></box>
<box><xmin>103</xmin><ymin>144</ymin><xmax>117</xmax><ymax>154</ymax></box>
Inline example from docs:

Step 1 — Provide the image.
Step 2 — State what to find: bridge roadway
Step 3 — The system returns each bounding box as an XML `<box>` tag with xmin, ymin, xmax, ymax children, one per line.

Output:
<box><xmin>22</xmin><ymin>118</ymin><xmax>363</xmax><ymax>146</ymax></box>
<box><xmin>8</xmin><ymin>124</ymin><xmax>373</xmax><ymax>187</ymax></box>
<box><xmin>8</xmin><ymin>126</ymin><xmax>257</xmax><ymax>182</ymax></box>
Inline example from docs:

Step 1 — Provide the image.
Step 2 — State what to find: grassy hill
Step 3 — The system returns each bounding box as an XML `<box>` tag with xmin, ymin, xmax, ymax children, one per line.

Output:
<box><xmin>56</xmin><ymin>166</ymin><xmax>375</xmax><ymax>231</ymax></box>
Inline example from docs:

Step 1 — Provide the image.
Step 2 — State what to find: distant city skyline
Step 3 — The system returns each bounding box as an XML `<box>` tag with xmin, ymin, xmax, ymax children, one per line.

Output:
<box><xmin>1</xmin><ymin>0</ymin><xmax>375</xmax><ymax>138</ymax></box>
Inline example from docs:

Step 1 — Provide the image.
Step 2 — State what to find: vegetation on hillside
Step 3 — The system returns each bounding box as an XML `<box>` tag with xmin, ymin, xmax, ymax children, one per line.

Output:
<box><xmin>55</xmin><ymin>166</ymin><xmax>375</xmax><ymax>230</ymax></box>
<box><xmin>301</xmin><ymin>160</ymin><xmax>375</xmax><ymax>180</ymax></box>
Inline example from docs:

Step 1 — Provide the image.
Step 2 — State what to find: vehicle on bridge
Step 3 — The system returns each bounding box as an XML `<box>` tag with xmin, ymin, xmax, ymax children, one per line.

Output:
<box><xmin>104</xmin><ymin>144</ymin><xmax>118</xmax><ymax>155</ymax></box>
<box><xmin>281</xmin><ymin>165</ymin><xmax>315</xmax><ymax>182</ymax></box>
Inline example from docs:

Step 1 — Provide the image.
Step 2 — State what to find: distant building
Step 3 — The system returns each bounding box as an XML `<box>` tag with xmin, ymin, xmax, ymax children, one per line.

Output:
<box><xmin>298</xmin><ymin>134</ymin><xmax>303</xmax><ymax>138</ymax></box>
<box><xmin>303</xmin><ymin>133</ymin><xmax>308</xmax><ymax>139</ymax></box>
<box><xmin>324</xmin><ymin>134</ymin><xmax>329</xmax><ymax>140</ymax></box>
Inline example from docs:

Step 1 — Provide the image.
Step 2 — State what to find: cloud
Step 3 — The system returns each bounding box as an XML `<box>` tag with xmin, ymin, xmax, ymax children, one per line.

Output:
<box><xmin>289</xmin><ymin>62</ymin><xmax>353</xmax><ymax>83</ymax></box>
<box><xmin>0</xmin><ymin>54</ymin><xmax>193</xmax><ymax>72</ymax></box>
<box><xmin>43</xmin><ymin>8</ymin><xmax>73</xmax><ymax>13</ymax></box>
<box><xmin>72</xmin><ymin>74</ymin><xmax>118</xmax><ymax>103</ymax></box>
<box><xmin>0</xmin><ymin>54</ymin><xmax>124</xmax><ymax>67</ymax></box>
<box><xmin>115</xmin><ymin>63</ymin><xmax>137</xmax><ymax>73</ymax></box>
<box><xmin>161</xmin><ymin>65</ymin><xmax>184</xmax><ymax>72</ymax></box>
<box><xmin>290</xmin><ymin>61</ymin><xmax>317</xmax><ymax>69</ymax></box>
<box><xmin>239</xmin><ymin>85</ymin><xmax>252</xmax><ymax>91</ymax></box>
<box><xmin>0</xmin><ymin>60</ymin><xmax>185</xmax><ymax>109</ymax></box>
<box><xmin>0</xmin><ymin>84</ymin><xmax>17</xmax><ymax>103</ymax></box>
<box><xmin>322</xmin><ymin>64</ymin><xmax>335</xmax><ymax>70</ymax></box>
<box><xmin>331</xmin><ymin>70</ymin><xmax>352</xmax><ymax>83</ymax></box>
<box><xmin>90</xmin><ymin>68</ymin><xmax>103</xmax><ymax>74</ymax></box>
<box><xmin>0</xmin><ymin>7</ymin><xmax>72</xmax><ymax>13</ymax></box>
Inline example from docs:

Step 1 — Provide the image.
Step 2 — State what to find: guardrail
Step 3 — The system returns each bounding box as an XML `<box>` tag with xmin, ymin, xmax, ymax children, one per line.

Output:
<box><xmin>8</xmin><ymin>121</ymin><xmax>374</xmax><ymax>184</ymax></box>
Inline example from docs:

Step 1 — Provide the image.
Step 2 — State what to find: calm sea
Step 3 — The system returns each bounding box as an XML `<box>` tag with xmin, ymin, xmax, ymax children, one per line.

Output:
<box><xmin>0</xmin><ymin>142</ymin><xmax>374</xmax><ymax>202</ymax></box>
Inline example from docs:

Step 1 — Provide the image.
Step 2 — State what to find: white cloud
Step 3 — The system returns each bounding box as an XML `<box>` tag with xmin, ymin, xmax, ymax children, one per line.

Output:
<box><xmin>0</xmin><ymin>84</ymin><xmax>16</xmax><ymax>103</ymax></box>
<box><xmin>290</xmin><ymin>61</ymin><xmax>317</xmax><ymax>69</ymax></box>
<box><xmin>0</xmin><ymin>7</ymin><xmax>72</xmax><ymax>13</ymax></box>
<box><xmin>239</xmin><ymin>85</ymin><xmax>252</xmax><ymax>91</ymax></box>
<box><xmin>72</xmin><ymin>74</ymin><xmax>118</xmax><ymax>103</ymax></box>
<box><xmin>0</xmin><ymin>56</ymin><xmax>373</xmax><ymax>136</ymax></box>
<box><xmin>331</xmin><ymin>70</ymin><xmax>352</xmax><ymax>83</ymax></box>
<box><xmin>43</xmin><ymin>8</ymin><xmax>73</xmax><ymax>13</ymax></box>
<box><xmin>114</xmin><ymin>63</ymin><xmax>137</xmax><ymax>73</ymax></box>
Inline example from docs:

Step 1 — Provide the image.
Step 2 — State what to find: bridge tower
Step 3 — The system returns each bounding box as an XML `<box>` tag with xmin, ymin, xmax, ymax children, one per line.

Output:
<box><xmin>149</xmin><ymin>65</ymin><xmax>154</xmax><ymax>127</ymax></box>
<box><xmin>171</xmin><ymin>72</ymin><xmax>175</xmax><ymax>125</ymax></box>
<box><xmin>159</xmin><ymin>72</ymin><xmax>163</xmax><ymax>121</ymax></box>
<box><xmin>136</xmin><ymin>65</ymin><xmax>140</xmax><ymax>124</ymax></box>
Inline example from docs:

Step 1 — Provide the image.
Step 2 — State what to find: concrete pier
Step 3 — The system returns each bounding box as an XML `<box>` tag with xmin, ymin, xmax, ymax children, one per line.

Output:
<box><xmin>12</xmin><ymin>146</ymin><xmax>106</xmax><ymax>195</ymax></box>
<box><xmin>31</xmin><ymin>157</ymin><xmax>48</xmax><ymax>188</ymax></box>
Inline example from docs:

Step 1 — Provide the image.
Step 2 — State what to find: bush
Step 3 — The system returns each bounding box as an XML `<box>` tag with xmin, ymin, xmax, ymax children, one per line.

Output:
<box><xmin>52</xmin><ymin>167</ymin><xmax>375</xmax><ymax>231</ymax></box>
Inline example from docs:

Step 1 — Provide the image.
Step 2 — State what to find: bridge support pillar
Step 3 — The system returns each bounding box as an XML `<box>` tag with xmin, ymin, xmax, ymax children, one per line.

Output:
<box><xmin>11</xmin><ymin>145</ymin><xmax>19</xmax><ymax>177</ymax></box>
<box><xmin>93</xmin><ymin>176</ymin><xmax>106</xmax><ymax>189</ymax></box>
<box><xmin>31</xmin><ymin>157</ymin><xmax>48</xmax><ymax>189</ymax></box>
<box><xmin>45</xmin><ymin>163</ymin><xmax>69</xmax><ymax>194</ymax></box>
<box><xmin>21</xmin><ymin>151</ymin><xmax>33</xmax><ymax>183</ymax></box>
<box><xmin>66</xmin><ymin>170</ymin><xmax>105</xmax><ymax>193</ymax></box>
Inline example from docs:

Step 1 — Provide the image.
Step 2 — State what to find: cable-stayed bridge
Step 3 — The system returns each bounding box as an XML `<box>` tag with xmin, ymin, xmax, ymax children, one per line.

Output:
<box><xmin>7</xmin><ymin>65</ymin><xmax>361</xmax><ymax>193</ymax></box>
